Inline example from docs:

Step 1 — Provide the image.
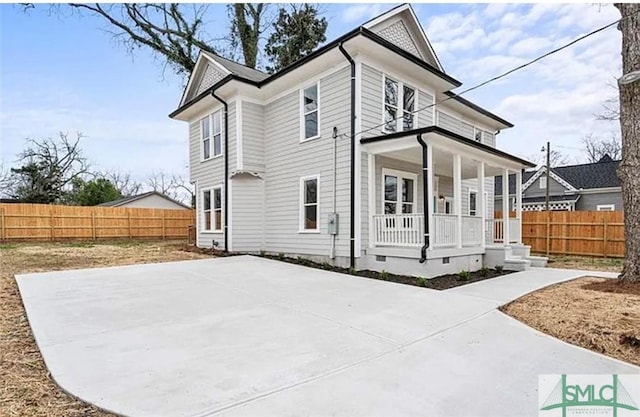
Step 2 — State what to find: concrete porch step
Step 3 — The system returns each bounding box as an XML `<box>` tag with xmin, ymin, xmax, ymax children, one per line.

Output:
<box><xmin>527</xmin><ymin>255</ymin><xmax>548</xmax><ymax>268</ymax></box>
<box><xmin>504</xmin><ymin>255</ymin><xmax>531</xmax><ymax>272</ymax></box>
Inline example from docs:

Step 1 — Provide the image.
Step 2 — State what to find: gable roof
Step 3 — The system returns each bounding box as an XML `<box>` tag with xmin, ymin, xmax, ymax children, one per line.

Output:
<box><xmin>202</xmin><ymin>51</ymin><xmax>269</xmax><ymax>83</ymax></box>
<box><xmin>98</xmin><ymin>191</ymin><xmax>192</xmax><ymax>209</ymax></box>
<box><xmin>495</xmin><ymin>155</ymin><xmax>621</xmax><ymax>195</ymax></box>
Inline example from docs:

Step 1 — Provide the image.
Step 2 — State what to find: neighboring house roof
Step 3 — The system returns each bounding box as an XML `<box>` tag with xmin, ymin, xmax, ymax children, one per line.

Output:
<box><xmin>494</xmin><ymin>155</ymin><xmax>621</xmax><ymax>195</ymax></box>
<box><xmin>98</xmin><ymin>191</ymin><xmax>191</xmax><ymax>209</ymax></box>
<box><xmin>522</xmin><ymin>195</ymin><xmax>581</xmax><ymax>204</ymax></box>
<box><xmin>170</xmin><ymin>4</ymin><xmax>511</xmax><ymax>128</ymax></box>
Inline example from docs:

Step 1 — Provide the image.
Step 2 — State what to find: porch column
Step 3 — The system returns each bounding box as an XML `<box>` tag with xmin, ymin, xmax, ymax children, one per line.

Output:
<box><xmin>454</xmin><ymin>153</ymin><xmax>462</xmax><ymax>248</ymax></box>
<box><xmin>515</xmin><ymin>169</ymin><xmax>523</xmax><ymax>244</ymax></box>
<box><xmin>502</xmin><ymin>168</ymin><xmax>510</xmax><ymax>245</ymax></box>
<box><xmin>368</xmin><ymin>153</ymin><xmax>375</xmax><ymax>248</ymax></box>
<box><xmin>426</xmin><ymin>142</ymin><xmax>434</xmax><ymax>251</ymax></box>
<box><xmin>478</xmin><ymin>161</ymin><xmax>485</xmax><ymax>248</ymax></box>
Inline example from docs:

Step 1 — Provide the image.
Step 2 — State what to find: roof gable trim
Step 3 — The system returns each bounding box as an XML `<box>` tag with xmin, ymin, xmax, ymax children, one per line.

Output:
<box><xmin>522</xmin><ymin>167</ymin><xmax>577</xmax><ymax>193</ymax></box>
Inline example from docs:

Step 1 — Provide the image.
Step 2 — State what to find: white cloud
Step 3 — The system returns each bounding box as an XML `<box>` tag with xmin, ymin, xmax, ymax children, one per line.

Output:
<box><xmin>341</xmin><ymin>4</ymin><xmax>384</xmax><ymax>24</ymax></box>
<box><xmin>509</xmin><ymin>37</ymin><xmax>553</xmax><ymax>57</ymax></box>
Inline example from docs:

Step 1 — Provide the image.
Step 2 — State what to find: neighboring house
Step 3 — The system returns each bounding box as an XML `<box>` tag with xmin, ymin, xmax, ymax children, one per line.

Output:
<box><xmin>98</xmin><ymin>191</ymin><xmax>192</xmax><ymax>210</ymax></box>
<box><xmin>495</xmin><ymin>155</ymin><xmax>621</xmax><ymax>212</ymax></box>
<box><xmin>169</xmin><ymin>4</ymin><xmax>541</xmax><ymax>276</ymax></box>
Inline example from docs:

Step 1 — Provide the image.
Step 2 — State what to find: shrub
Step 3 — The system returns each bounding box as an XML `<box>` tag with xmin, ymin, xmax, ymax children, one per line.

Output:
<box><xmin>277</xmin><ymin>252</ymin><xmax>285</xmax><ymax>261</ymax></box>
<box><xmin>458</xmin><ymin>270</ymin><xmax>471</xmax><ymax>281</ymax></box>
<box><xmin>416</xmin><ymin>277</ymin><xmax>428</xmax><ymax>287</ymax></box>
<box><xmin>321</xmin><ymin>262</ymin><xmax>332</xmax><ymax>270</ymax></box>
<box><xmin>259</xmin><ymin>250</ymin><xmax>266</xmax><ymax>257</ymax></box>
<box><xmin>480</xmin><ymin>266</ymin><xmax>490</xmax><ymax>277</ymax></box>
<box><xmin>495</xmin><ymin>264</ymin><xmax>504</xmax><ymax>273</ymax></box>
<box><xmin>379</xmin><ymin>270</ymin><xmax>389</xmax><ymax>280</ymax></box>
<box><xmin>348</xmin><ymin>266</ymin><xmax>357</xmax><ymax>275</ymax></box>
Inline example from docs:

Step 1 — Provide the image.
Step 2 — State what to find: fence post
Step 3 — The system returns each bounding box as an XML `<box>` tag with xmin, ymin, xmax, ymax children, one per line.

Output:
<box><xmin>546</xmin><ymin>211</ymin><xmax>550</xmax><ymax>256</ymax></box>
<box><xmin>0</xmin><ymin>207</ymin><xmax>4</xmax><ymax>242</ymax></box>
<box><xmin>91</xmin><ymin>212</ymin><xmax>96</xmax><ymax>240</ymax></box>
<box><xmin>162</xmin><ymin>212</ymin><xmax>166</xmax><ymax>240</ymax></box>
<box><xmin>50</xmin><ymin>211</ymin><xmax>55</xmax><ymax>241</ymax></box>
<box><xmin>603</xmin><ymin>216</ymin><xmax>608</xmax><ymax>258</ymax></box>
<box><xmin>128</xmin><ymin>212</ymin><xmax>132</xmax><ymax>239</ymax></box>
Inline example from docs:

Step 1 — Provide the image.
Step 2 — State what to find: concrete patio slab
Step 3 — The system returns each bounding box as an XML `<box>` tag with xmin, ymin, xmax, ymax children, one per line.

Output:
<box><xmin>16</xmin><ymin>255</ymin><xmax>638</xmax><ymax>417</ymax></box>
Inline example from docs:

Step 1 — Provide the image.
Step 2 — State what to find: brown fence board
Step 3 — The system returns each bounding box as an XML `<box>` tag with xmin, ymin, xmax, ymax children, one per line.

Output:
<box><xmin>0</xmin><ymin>203</ymin><xmax>195</xmax><ymax>242</ymax></box>
<box><xmin>496</xmin><ymin>210</ymin><xmax>624</xmax><ymax>257</ymax></box>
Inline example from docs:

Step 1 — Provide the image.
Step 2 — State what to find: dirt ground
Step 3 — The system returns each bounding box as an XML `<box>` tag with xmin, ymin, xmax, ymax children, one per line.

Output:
<box><xmin>546</xmin><ymin>255</ymin><xmax>623</xmax><ymax>273</ymax></box>
<box><xmin>0</xmin><ymin>240</ymin><xmax>211</xmax><ymax>417</ymax></box>
<box><xmin>502</xmin><ymin>277</ymin><xmax>640</xmax><ymax>367</ymax></box>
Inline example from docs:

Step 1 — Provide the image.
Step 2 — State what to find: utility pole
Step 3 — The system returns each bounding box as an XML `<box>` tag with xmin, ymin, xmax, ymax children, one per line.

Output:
<box><xmin>545</xmin><ymin>141</ymin><xmax>550</xmax><ymax>212</ymax></box>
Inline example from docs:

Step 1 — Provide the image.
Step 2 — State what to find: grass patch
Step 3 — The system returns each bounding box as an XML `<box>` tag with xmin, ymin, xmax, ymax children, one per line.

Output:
<box><xmin>501</xmin><ymin>277</ymin><xmax>640</xmax><ymax>367</ymax></box>
<box><xmin>0</xmin><ymin>243</ymin><xmax>17</xmax><ymax>250</ymax></box>
<box><xmin>546</xmin><ymin>255</ymin><xmax>623</xmax><ymax>273</ymax></box>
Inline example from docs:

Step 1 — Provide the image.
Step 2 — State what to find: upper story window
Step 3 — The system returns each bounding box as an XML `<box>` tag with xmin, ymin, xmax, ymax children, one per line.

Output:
<box><xmin>539</xmin><ymin>176</ymin><xmax>547</xmax><ymax>189</ymax></box>
<box><xmin>474</xmin><ymin>129</ymin><xmax>483</xmax><ymax>143</ymax></box>
<box><xmin>301</xmin><ymin>83</ymin><xmax>320</xmax><ymax>141</ymax></box>
<box><xmin>201</xmin><ymin>110</ymin><xmax>222</xmax><ymax>160</ymax></box>
<box><xmin>384</xmin><ymin>76</ymin><xmax>415</xmax><ymax>132</ymax></box>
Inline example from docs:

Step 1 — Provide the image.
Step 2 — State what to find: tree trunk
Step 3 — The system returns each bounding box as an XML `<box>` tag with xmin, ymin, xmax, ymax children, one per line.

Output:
<box><xmin>615</xmin><ymin>3</ymin><xmax>640</xmax><ymax>284</ymax></box>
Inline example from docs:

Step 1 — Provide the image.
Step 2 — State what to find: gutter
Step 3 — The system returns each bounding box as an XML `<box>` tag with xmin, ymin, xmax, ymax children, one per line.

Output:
<box><xmin>417</xmin><ymin>134</ymin><xmax>430</xmax><ymax>262</ymax></box>
<box><xmin>211</xmin><ymin>90</ymin><xmax>230</xmax><ymax>253</ymax></box>
<box><xmin>338</xmin><ymin>42</ymin><xmax>356</xmax><ymax>269</ymax></box>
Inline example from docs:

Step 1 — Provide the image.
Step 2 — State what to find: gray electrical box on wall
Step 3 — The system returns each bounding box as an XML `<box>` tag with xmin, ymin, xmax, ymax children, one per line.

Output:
<box><xmin>328</xmin><ymin>213</ymin><xmax>339</xmax><ymax>235</ymax></box>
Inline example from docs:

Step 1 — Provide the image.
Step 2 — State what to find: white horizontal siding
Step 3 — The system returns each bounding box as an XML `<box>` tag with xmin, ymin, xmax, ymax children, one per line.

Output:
<box><xmin>263</xmin><ymin>67</ymin><xmax>351</xmax><ymax>257</ymax></box>
<box><xmin>231</xmin><ymin>174</ymin><xmax>264</xmax><ymax>252</ymax></box>
<box><xmin>242</xmin><ymin>101</ymin><xmax>265</xmax><ymax>173</ymax></box>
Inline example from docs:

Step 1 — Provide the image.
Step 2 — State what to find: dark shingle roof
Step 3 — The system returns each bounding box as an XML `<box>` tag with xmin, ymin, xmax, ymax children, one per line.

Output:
<box><xmin>203</xmin><ymin>51</ymin><xmax>269</xmax><ymax>83</ymax></box>
<box><xmin>523</xmin><ymin>195</ymin><xmax>580</xmax><ymax>204</ymax></box>
<box><xmin>494</xmin><ymin>155</ymin><xmax>620</xmax><ymax>195</ymax></box>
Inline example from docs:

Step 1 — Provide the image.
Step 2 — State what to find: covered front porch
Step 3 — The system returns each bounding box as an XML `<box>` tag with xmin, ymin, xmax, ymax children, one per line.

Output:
<box><xmin>362</xmin><ymin>126</ymin><xmax>533</xmax><ymax>257</ymax></box>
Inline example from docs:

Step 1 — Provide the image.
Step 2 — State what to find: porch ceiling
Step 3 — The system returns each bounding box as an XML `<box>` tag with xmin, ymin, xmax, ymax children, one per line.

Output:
<box><xmin>383</xmin><ymin>147</ymin><xmax>504</xmax><ymax>179</ymax></box>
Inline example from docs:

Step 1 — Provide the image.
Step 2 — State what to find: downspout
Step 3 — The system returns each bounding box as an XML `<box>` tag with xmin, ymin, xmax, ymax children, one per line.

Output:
<box><xmin>211</xmin><ymin>90</ymin><xmax>229</xmax><ymax>253</ymax></box>
<box><xmin>338</xmin><ymin>42</ymin><xmax>356</xmax><ymax>269</ymax></box>
<box><xmin>417</xmin><ymin>134</ymin><xmax>430</xmax><ymax>263</ymax></box>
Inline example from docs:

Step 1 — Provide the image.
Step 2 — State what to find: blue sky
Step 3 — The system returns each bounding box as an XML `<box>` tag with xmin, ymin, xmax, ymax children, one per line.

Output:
<box><xmin>0</xmin><ymin>3</ymin><xmax>623</xmax><ymax>189</ymax></box>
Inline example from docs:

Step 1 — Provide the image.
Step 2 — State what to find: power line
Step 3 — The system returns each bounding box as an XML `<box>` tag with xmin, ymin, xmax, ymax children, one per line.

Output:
<box><xmin>341</xmin><ymin>10</ymin><xmax>638</xmax><ymax>140</ymax></box>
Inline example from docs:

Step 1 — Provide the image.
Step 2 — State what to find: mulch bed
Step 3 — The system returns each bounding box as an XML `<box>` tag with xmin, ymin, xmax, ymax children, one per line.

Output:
<box><xmin>501</xmin><ymin>277</ymin><xmax>640</xmax><ymax>366</ymax></box>
<box><xmin>259</xmin><ymin>254</ymin><xmax>514</xmax><ymax>290</ymax></box>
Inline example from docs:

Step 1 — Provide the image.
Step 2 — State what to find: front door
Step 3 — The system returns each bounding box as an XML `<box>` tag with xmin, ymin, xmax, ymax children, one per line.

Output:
<box><xmin>382</xmin><ymin>168</ymin><xmax>418</xmax><ymax>215</ymax></box>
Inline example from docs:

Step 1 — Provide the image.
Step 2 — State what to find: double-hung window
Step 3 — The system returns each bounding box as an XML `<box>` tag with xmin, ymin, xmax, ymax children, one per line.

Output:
<box><xmin>300</xmin><ymin>176</ymin><xmax>319</xmax><ymax>231</ymax></box>
<box><xmin>202</xmin><ymin>187</ymin><xmax>222</xmax><ymax>232</ymax></box>
<box><xmin>201</xmin><ymin>116</ymin><xmax>211</xmax><ymax>160</ymax></box>
<box><xmin>212</xmin><ymin>110</ymin><xmax>222</xmax><ymax>157</ymax></box>
<box><xmin>384</xmin><ymin>76</ymin><xmax>416</xmax><ymax>132</ymax></box>
<box><xmin>382</xmin><ymin>169</ymin><xmax>417</xmax><ymax>214</ymax></box>
<box><xmin>301</xmin><ymin>83</ymin><xmax>319</xmax><ymax>140</ymax></box>
<box><xmin>201</xmin><ymin>110</ymin><xmax>222</xmax><ymax>160</ymax></box>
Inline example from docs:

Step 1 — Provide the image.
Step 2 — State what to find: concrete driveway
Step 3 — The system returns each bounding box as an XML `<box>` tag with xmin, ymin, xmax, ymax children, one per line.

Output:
<box><xmin>16</xmin><ymin>256</ymin><xmax>636</xmax><ymax>417</ymax></box>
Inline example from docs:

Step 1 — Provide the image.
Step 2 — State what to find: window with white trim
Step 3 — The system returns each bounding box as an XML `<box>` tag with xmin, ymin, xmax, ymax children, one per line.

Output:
<box><xmin>301</xmin><ymin>83</ymin><xmax>319</xmax><ymax>140</ymax></box>
<box><xmin>469</xmin><ymin>191</ymin><xmax>477</xmax><ymax>216</ymax></box>
<box><xmin>539</xmin><ymin>176</ymin><xmax>547</xmax><ymax>189</ymax></box>
<box><xmin>201</xmin><ymin>116</ymin><xmax>211</xmax><ymax>160</ymax></box>
<box><xmin>383</xmin><ymin>76</ymin><xmax>415</xmax><ymax>132</ymax></box>
<box><xmin>212</xmin><ymin>110</ymin><xmax>222</xmax><ymax>157</ymax></box>
<box><xmin>474</xmin><ymin>129</ymin><xmax>483</xmax><ymax>143</ymax></box>
<box><xmin>382</xmin><ymin>169</ymin><xmax>417</xmax><ymax>214</ymax></box>
<box><xmin>300</xmin><ymin>176</ymin><xmax>319</xmax><ymax>231</ymax></box>
<box><xmin>201</xmin><ymin>187</ymin><xmax>222</xmax><ymax>232</ymax></box>
<box><xmin>201</xmin><ymin>111</ymin><xmax>222</xmax><ymax>160</ymax></box>
<box><xmin>596</xmin><ymin>204</ymin><xmax>615</xmax><ymax>211</ymax></box>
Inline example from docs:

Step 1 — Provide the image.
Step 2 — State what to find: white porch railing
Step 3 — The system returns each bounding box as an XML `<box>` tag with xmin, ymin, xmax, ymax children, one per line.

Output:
<box><xmin>433</xmin><ymin>214</ymin><xmax>457</xmax><ymax>248</ymax></box>
<box><xmin>462</xmin><ymin>216</ymin><xmax>483</xmax><ymax>247</ymax></box>
<box><xmin>373</xmin><ymin>213</ymin><xmax>424</xmax><ymax>247</ymax></box>
<box><xmin>486</xmin><ymin>218</ymin><xmax>521</xmax><ymax>244</ymax></box>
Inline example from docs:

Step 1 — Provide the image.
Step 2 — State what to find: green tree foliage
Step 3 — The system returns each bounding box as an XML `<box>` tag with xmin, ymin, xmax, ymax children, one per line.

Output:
<box><xmin>69</xmin><ymin>178</ymin><xmax>122</xmax><ymax>206</ymax></box>
<box><xmin>264</xmin><ymin>4</ymin><xmax>327</xmax><ymax>73</ymax></box>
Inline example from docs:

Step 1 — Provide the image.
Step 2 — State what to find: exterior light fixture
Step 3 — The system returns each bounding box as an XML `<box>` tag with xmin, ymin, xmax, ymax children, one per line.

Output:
<box><xmin>619</xmin><ymin>70</ymin><xmax>640</xmax><ymax>85</ymax></box>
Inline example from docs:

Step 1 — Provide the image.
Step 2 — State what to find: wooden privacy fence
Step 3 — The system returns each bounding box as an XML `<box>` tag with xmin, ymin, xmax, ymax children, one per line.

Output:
<box><xmin>0</xmin><ymin>203</ymin><xmax>195</xmax><ymax>242</ymax></box>
<box><xmin>495</xmin><ymin>210</ymin><xmax>624</xmax><ymax>257</ymax></box>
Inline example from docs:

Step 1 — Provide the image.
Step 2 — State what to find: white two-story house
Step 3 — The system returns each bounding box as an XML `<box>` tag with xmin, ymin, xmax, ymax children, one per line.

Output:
<box><xmin>170</xmin><ymin>4</ymin><xmax>543</xmax><ymax>277</ymax></box>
